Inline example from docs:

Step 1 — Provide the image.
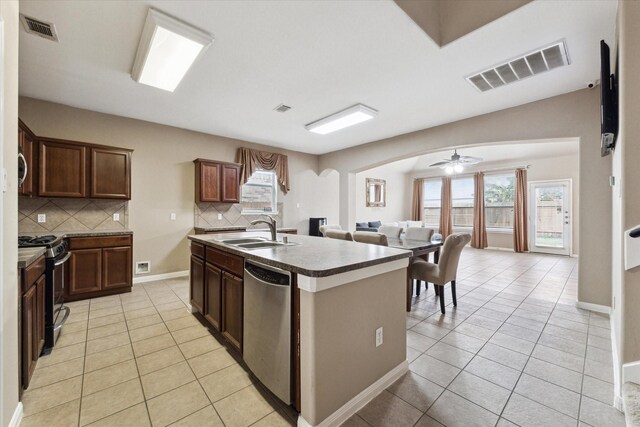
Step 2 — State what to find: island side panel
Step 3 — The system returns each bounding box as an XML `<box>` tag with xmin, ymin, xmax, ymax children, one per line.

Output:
<box><xmin>299</xmin><ymin>267</ymin><xmax>407</xmax><ymax>426</ymax></box>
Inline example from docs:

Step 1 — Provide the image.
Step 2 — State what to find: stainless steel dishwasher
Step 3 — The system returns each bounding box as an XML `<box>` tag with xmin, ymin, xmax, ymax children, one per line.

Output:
<box><xmin>243</xmin><ymin>261</ymin><xmax>292</xmax><ymax>404</ymax></box>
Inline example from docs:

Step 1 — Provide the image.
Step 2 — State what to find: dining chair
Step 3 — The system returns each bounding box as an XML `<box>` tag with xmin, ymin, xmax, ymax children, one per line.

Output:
<box><xmin>319</xmin><ymin>224</ymin><xmax>342</xmax><ymax>237</ymax></box>
<box><xmin>404</xmin><ymin>227</ymin><xmax>434</xmax><ymax>241</ymax></box>
<box><xmin>411</xmin><ymin>233</ymin><xmax>471</xmax><ymax>314</ymax></box>
<box><xmin>377</xmin><ymin>225</ymin><xmax>402</xmax><ymax>239</ymax></box>
<box><xmin>325</xmin><ymin>229</ymin><xmax>354</xmax><ymax>241</ymax></box>
<box><xmin>353</xmin><ymin>231</ymin><xmax>388</xmax><ymax>246</ymax></box>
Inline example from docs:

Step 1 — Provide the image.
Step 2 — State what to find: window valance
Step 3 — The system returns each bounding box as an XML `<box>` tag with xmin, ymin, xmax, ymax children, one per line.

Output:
<box><xmin>237</xmin><ymin>147</ymin><xmax>290</xmax><ymax>194</ymax></box>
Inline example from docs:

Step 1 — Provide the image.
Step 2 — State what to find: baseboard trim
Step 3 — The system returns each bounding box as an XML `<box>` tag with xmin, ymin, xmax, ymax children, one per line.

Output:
<box><xmin>9</xmin><ymin>402</ymin><xmax>23</xmax><ymax>427</ymax></box>
<box><xmin>485</xmin><ymin>246</ymin><xmax>514</xmax><ymax>252</ymax></box>
<box><xmin>622</xmin><ymin>359</ymin><xmax>640</xmax><ymax>412</ymax></box>
<box><xmin>575</xmin><ymin>301</ymin><xmax>611</xmax><ymax>314</ymax></box>
<box><xmin>612</xmin><ymin>317</ymin><xmax>623</xmax><ymax>412</ymax></box>
<box><xmin>133</xmin><ymin>270</ymin><xmax>189</xmax><ymax>284</ymax></box>
<box><xmin>297</xmin><ymin>360</ymin><xmax>409</xmax><ymax>427</ymax></box>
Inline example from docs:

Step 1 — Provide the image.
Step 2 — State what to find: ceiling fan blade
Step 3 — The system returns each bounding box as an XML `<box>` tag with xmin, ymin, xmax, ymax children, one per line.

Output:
<box><xmin>429</xmin><ymin>161</ymin><xmax>451</xmax><ymax>167</ymax></box>
<box><xmin>459</xmin><ymin>156</ymin><xmax>483</xmax><ymax>162</ymax></box>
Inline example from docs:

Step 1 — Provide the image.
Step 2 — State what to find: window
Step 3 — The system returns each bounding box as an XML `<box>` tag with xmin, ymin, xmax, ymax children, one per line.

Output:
<box><xmin>484</xmin><ymin>174</ymin><xmax>515</xmax><ymax>229</ymax></box>
<box><xmin>423</xmin><ymin>179</ymin><xmax>441</xmax><ymax>226</ymax></box>
<box><xmin>240</xmin><ymin>170</ymin><xmax>278</xmax><ymax>213</ymax></box>
<box><xmin>452</xmin><ymin>177</ymin><xmax>474</xmax><ymax>227</ymax></box>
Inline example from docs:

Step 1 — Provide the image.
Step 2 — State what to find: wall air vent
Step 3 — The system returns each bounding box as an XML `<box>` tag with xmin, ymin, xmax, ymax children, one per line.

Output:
<box><xmin>274</xmin><ymin>104</ymin><xmax>291</xmax><ymax>113</ymax></box>
<box><xmin>466</xmin><ymin>40</ymin><xmax>570</xmax><ymax>92</ymax></box>
<box><xmin>20</xmin><ymin>14</ymin><xmax>59</xmax><ymax>42</ymax></box>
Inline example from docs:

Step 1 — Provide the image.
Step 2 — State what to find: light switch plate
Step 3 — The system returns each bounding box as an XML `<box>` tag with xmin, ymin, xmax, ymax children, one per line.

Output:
<box><xmin>217</xmin><ymin>213</ymin><xmax>223</xmax><ymax>220</ymax></box>
<box><xmin>113</xmin><ymin>213</ymin><xmax>120</xmax><ymax>221</ymax></box>
<box><xmin>375</xmin><ymin>327</ymin><xmax>383</xmax><ymax>347</ymax></box>
<box><xmin>37</xmin><ymin>214</ymin><xmax>46</xmax><ymax>223</ymax></box>
<box><xmin>170</xmin><ymin>213</ymin><xmax>176</xmax><ymax>221</ymax></box>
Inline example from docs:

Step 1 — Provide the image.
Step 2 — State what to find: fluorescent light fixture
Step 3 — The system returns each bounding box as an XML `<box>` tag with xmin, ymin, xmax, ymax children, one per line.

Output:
<box><xmin>305</xmin><ymin>104</ymin><xmax>377</xmax><ymax>135</ymax></box>
<box><xmin>131</xmin><ymin>9</ymin><xmax>212</xmax><ymax>92</ymax></box>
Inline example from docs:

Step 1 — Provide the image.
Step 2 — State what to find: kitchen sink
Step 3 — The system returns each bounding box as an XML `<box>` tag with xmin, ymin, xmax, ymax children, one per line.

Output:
<box><xmin>220</xmin><ymin>238</ymin><xmax>267</xmax><ymax>245</ymax></box>
<box><xmin>237</xmin><ymin>241</ymin><xmax>285</xmax><ymax>249</ymax></box>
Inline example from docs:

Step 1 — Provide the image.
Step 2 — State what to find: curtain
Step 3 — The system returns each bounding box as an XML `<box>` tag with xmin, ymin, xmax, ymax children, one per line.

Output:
<box><xmin>471</xmin><ymin>172</ymin><xmax>488</xmax><ymax>248</ymax></box>
<box><xmin>514</xmin><ymin>168</ymin><xmax>528</xmax><ymax>252</ymax></box>
<box><xmin>237</xmin><ymin>148</ymin><xmax>290</xmax><ymax>193</ymax></box>
<box><xmin>440</xmin><ymin>177</ymin><xmax>452</xmax><ymax>238</ymax></box>
<box><xmin>412</xmin><ymin>179</ymin><xmax>424</xmax><ymax>221</ymax></box>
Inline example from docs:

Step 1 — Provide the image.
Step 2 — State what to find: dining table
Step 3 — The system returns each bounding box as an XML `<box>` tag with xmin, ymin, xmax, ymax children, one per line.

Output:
<box><xmin>386</xmin><ymin>237</ymin><xmax>443</xmax><ymax>312</ymax></box>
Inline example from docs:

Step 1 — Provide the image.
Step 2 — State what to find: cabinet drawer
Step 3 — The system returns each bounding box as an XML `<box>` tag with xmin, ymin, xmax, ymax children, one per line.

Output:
<box><xmin>206</xmin><ymin>246</ymin><xmax>244</xmax><ymax>276</ymax></box>
<box><xmin>191</xmin><ymin>242</ymin><xmax>204</xmax><ymax>258</ymax></box>
<box><xmin>68</xmin><ymin>235</ymin><xmax>132</xmax><ymax>250</ymax></box>
<box><xmin>23</xmin><ymin>256</ymin><xmax>45</xmax><ymax>293</ymax></box>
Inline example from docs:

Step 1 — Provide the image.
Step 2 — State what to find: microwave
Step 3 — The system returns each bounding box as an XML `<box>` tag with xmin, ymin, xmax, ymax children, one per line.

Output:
<box><xmin>18</xmin><ymin>149</ymin><xmax>27</xmax><ymax>185</ymax></box>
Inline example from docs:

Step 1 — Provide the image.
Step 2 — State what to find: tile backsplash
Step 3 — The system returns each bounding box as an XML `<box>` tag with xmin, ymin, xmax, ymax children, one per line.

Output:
<box><xmin>195</xmin><ymin>203</ymin><xmax>283</xmax><ymax>229</ymax></box>
<box><xmin>19</xmin><ymin>198</ymin><xmax>128</xmax><ymax>233</ymax></box>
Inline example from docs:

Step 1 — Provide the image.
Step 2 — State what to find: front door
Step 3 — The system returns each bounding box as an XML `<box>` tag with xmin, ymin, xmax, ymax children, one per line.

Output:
<box><xmin>529</xmin><ymin>180</ymin><xmax>572</xmax><ymax>255</ymax></box>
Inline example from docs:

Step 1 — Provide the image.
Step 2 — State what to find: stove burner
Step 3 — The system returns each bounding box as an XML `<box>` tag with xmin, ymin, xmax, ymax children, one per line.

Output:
<box><xmin>18</xmin><ymin>235</ymin><xmax>58</xmax><ymax>247</ymax></box>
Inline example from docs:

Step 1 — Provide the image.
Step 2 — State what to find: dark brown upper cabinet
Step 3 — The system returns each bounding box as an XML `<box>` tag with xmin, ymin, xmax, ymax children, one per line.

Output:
<box><xmin>36</xmin><ymin>136</ymin><xmax>132</xmax><ymax>200</ymax></box>
<box><xmin>18</xmin><ymin>119</ymin><xmax>36</xmax><ymax>197</ymax></box>
<box><xmin>91</xmin><ymin>148</ymin><xmax>131</xmax><ymax>199</ymax></box>
<box><xmin>39</xmin><ymin>139</ymin><xmax>87</xmax><ymax>198</ymax></box>
<box><xmin>194</xmin><ymin>159</ymin><xmax>241</xmax><ymax>203</ymax></box>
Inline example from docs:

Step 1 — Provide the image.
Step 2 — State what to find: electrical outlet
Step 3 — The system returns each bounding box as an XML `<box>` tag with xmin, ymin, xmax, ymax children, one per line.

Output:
<box><xmin>170</xmin><ymin>213</ymin><xmax>176</xmax><ymax>221</ymax></box>
<box><xmin>113</xmin><ymin>213</ymin><xmax>120</xmax><ymax>221</ymax></box>
<box><xmin>217</xmin><ymin>213</ymin><xmax>223</xmax><ymax>220</ymax></box>
<box><xmin>37</xmin><ymin>214</ymin><xmax>46</xmax><ymax>223</ymax></box>
<box><xmin>375</xmin><ymin>327</ymin><xmax>383</xmax><ymax>347</ymax></box>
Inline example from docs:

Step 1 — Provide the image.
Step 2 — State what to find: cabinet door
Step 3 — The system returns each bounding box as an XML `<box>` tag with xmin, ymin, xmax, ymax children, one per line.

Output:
<box><xmin>35</xmin><ymin>274</ymin><xmax>46</xmax><ymax>356</ymax></box>
<box><xmin>204</xmin><ymin>263</ymin><xmax>222</xmax><ymax>331</ymax></box>
<box><xmin>39</xmin><ymin>140</ymin><xmax>87</xmax><ymax>197</ymax></box>
<box><xmin>68</xmin><ymin>249</ymin><xmax>102</xmax><ymax>295</ymax></box>
<box><xmin>91</xmin><ymin>148</ymin><xmax>131</xmax><ymax>199</ymax></box>
<box><xmin>222</xmin><ymin>272</ymin><xmax>243</xmax><ymax>353</ymax></box>
<box><xmin>19</xmin><ymin>126</ymin><xmax>35</xmax><ymax>197</ymax></box>
<box><xmin>22</xmin><ymin>285</ymin><xmax>37</xmax><ymax>388</ymax></box>
<box><xmin>221</xmin><ymin>164</ymin><xmax>241</xmax><ymax>203</ymax></box>
<box><xmin>190</xmin><ymin>255</ymin><xmax>205</xmax><ymax>314</ymax></box>
<box><xmin>102</xmin><ymin>246</ymin><xmax>132</xmax><ymax>290</ymax></box>
<box><xmin>197</xmin><ymin>162</ymin><xmax>221</xmax><ymax>202</ymax></box>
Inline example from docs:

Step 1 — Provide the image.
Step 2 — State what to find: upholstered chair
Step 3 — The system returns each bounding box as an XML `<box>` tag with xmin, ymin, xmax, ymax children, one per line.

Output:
<box><xmin>319</xmin><ymin>224</ymin><xmax>342</xmax><ymax>237</ymax></box>
<box><xmin>405</xmin><ymin>227</ymin><xmax>434</xmax><ymax>241</ymax></box>
<box><xmin>411</xmin><ymin>233</ymin><xmax>471</xmax><ymax>314</ymax></box>
<box><xmin>377</xmin><ymin>225</ymin><xmax>402</xmax><ymax>239</ymax></box>
<box><xmin>353</xmin><ymin>231</ymin><xmax>388</xmax><ymax>246</ymax></box>
<box><xmin>325</xmin><ymin>229</ymin><xmax>354</xmax><ymax>241</ymax></box>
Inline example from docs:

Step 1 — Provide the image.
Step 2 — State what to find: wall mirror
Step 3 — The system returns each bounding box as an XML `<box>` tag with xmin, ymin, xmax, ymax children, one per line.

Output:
<box><xmin>366</xmin><ymin>178</ymin><xmax>386</xmax><ymax>207</ymax></box>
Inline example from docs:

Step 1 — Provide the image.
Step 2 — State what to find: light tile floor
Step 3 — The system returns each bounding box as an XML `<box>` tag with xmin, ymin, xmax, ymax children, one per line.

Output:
<box><xmin>21</xmin><ymin>277</ymin><xmax>296</xmax><ymax>427</ymax></box>
<box><xmin>344</xmin><ymin>248</ymin><xmax>625</xmax><ymax>427</ymax></box>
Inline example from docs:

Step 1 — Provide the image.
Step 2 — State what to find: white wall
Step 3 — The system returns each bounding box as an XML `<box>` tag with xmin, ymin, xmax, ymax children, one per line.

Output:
<box><xmin>355</xmin><ymin>168</ymin><xmax>409</xmax><ymax>225</ymax></box>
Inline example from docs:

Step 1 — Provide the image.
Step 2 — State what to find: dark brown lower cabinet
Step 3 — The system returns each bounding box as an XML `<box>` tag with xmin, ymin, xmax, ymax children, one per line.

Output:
<box><xmin>66</xmin><ymin>235</ymin><xmax>133</xmax><ymax>301</ymax></box>
<box><xmin>20</xmin><ymin>255</ymin><xmax>46</xmax><ymax>391</ymax></box>
<box><xmin>36</xmin><ymin>274</ymin><xmax>46</xmax><ymax>356</ymax></box>
<box><xmin>204</xmin><ymin>263</ymin><xmax>222</xmax><ymax>331</ymax></box>
<box><xmin>22</xmin><ymin>285</ymin><xmax>37</xmax><ymax>388</ymax></box>
<box><xmin>222</xmin><ymin>272</ymin><xmax>243</xmax><ymax>353</ymax></box>
<box><xmin>68</xmin><ymin>248</ymin><xmax>102</xmax><ymax>295</ymax></box>
<box><xmin>190</xmin><ymin>255</ymin><xmax>205</xmax><ymax>314</ymax></box>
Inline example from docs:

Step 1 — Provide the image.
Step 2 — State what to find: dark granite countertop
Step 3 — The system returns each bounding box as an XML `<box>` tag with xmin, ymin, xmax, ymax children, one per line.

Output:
<box><xmin>19</xmin><ymin>230</ymin><xmax>133</xmax><ymax>239</ymax></box>
<box><xmin>188</xmin><ymin>232</ymin><xmax>411</xmax><ymax>278</ymax></box>
<box><xmin>194</xmin><ymin>226</ymin><xmax>247</xmax><ymax>233</ymax></box>
<box><xmin>18</xmin><ymin>247</ymin><xmax>46</xmax><ymax>269</ymax></box>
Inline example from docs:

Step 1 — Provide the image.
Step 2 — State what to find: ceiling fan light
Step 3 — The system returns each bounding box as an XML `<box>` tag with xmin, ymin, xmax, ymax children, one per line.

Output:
<box><xmin>445</xmin><ymin>166</ymin><xmax>454</xmax><ymax>175</ymax></box>
<box><xmin>454</xmin><ymin>164</ymin><xmax>464</xmax><ymax>173</ymax></box>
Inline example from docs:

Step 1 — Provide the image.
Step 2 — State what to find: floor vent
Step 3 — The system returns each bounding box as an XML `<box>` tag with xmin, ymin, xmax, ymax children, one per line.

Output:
<box><xmin>274</xmin><ymin>104</ymin><xmax>291</xmax><ymax>113</ymax></box>
<box><xmin>20</xmin><ymin>14</ymin><xmax>59</xmax><ymax>42</ymax></box>
<box><xmin>466</xmin><ymin>40</ymin><xmax>570</xmax><ymax>92</ymax></box>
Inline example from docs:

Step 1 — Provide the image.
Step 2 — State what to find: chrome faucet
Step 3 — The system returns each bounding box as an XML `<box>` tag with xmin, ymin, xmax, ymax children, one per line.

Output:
<box><xmin>250</xmin><ymin>215</ymin><xmax>277</xmax><ymax>242</ymax></box>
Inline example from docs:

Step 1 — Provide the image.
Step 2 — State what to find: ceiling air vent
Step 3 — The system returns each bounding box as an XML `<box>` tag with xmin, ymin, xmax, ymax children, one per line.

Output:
<box><xmin>20</xmin><ymin>14</ymin><xmax>59</xmax><ymax>42</ymax></box>
<box><xmin>466</xmin><ymin>40</ymin><xmax>570</xmax><ymax>92</ymax></box>
<box><xmin>274</xmin><ymin>104</ymin><xmax>291</xmax><ymax>113</ymax></box>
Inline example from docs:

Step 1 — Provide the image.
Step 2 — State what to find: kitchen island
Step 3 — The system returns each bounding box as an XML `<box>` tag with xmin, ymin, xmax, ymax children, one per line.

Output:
<box><xmin>188</xmin><ymin>232</ymin><xmax>412</xmax><ymax>427</ymax></box>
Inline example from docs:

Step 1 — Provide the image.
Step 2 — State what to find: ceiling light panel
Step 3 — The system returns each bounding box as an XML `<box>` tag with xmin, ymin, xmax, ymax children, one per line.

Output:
<box><xmin>131</xmin><ymin>9</ymin><xmax>212</xmax><ymax>92</ymax></box>
<box><xmin>305</xmin><ymin>104</ymin><xmax>377</xmax><ymax>135</ymax></box>
<box><xmin>466</xmin><ymin>40</ymin><xmax>570</xmax><ymax>92</ymax></box>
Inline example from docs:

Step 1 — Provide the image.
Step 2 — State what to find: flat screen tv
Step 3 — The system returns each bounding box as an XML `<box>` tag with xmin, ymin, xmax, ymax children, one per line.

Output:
<box><xmin>601</xmin><ymin>40</ymin><xmax>618</xmax><ymax>157</ymax></box>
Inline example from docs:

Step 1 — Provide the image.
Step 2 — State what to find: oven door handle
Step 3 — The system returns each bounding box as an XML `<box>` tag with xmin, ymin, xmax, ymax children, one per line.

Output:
<box><xmin>54</xmin><ymin>253</ymin><xmax>71</xmax><ymax>267</ymax></box>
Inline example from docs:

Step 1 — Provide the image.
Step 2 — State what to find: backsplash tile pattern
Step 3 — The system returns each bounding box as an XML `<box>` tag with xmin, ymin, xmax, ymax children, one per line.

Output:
<box><xmin>18</xmin><ymin>198</ymin><xmax>128</xmax><ymax>233</ymax></box>
<box><xmin>195</xmin><ymin>203</ymin><xmax>283</xmax><ymax>229</ymax></box>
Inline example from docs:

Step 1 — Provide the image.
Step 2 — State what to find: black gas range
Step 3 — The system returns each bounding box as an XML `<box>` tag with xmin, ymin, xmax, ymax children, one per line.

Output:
<box><xmin>19</xmin><ymin>235</ymin><xmax>70</xmax><ymax>352</ymax></box>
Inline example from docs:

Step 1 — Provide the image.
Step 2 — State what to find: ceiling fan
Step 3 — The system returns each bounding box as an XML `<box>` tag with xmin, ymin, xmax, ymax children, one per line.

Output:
<box><xmin>429</xmin><ymin>149</ymin><xmax>483</xmax><ymax>174</ymax></box>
